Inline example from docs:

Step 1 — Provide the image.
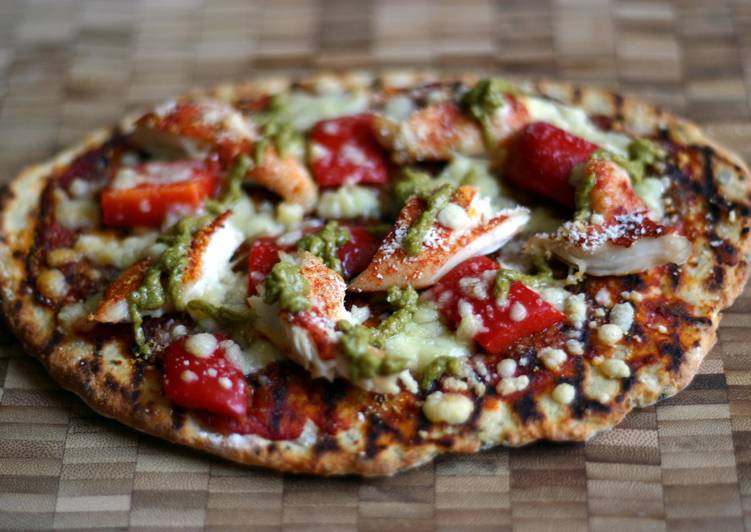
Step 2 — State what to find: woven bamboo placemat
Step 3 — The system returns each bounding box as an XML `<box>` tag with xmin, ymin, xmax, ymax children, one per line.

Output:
<box><xmin>1</xmin><ymin>0</ymin><xmax>750</xmax><ymax>530</ymax></box>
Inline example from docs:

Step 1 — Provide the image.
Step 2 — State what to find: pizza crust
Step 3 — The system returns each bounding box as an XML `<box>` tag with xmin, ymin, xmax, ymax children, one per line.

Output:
<box><xmin>1</xmin><ymin>72</ymin><xmax>749</xmax><ymax>476</ymax></box>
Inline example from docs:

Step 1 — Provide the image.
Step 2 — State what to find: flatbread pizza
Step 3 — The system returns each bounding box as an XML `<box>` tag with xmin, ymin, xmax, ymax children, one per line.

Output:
<box><xmin>0</xmin><ymin>72</ymin><xmax>748</xmax><ymax>475</ymax></box>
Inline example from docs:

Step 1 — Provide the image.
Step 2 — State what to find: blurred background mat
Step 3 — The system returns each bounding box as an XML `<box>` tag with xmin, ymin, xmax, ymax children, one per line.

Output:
<box><xmin>1</xmin><ymin>0</ymin><xmax>751</xmax><ymax>530</ymax></box>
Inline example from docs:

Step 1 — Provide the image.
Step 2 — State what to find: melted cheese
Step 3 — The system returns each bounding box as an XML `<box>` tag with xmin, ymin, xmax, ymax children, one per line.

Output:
<box><xmin>286</xmin><ymin>91</ymin><xmax>369</xmax><ymax>130</ymax></box>
<box><xmin>75</xmin><ymin>231</ymin><xmax>158</xmax><ymax>269</ymax></box>
<box><xmin>316</xmin><ymin>185</ymin><xmax>380</xmax><ymax>220</ymax></box>
<box><xmin>383</xmin><ymin>304</ymin><xmax>470</xmax><ymax>372</ymax></box>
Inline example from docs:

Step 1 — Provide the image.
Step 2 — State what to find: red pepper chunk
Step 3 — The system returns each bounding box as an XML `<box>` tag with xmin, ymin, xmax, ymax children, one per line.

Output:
<box><xmin>338</xmin><ymin>226</ymin><xmax>380</xmax><ymax>279</ymax></box>
<box><xmin>430</xmin><ymin>257</ymin><xmax>565</xmax><ymax>353</ymax></box>
<box><xmin>247</xmin><ymin>237</ymin><xmax>290</xmax><ymax>296</ymax></box>
<box><xmin>101</xmin><ymin>160</ymin><xmax>219</xmax><ymax>227</ymax></box>
<box><xmin>503</xmin><ymin>122</ymin><xmax>599</xmax><ymax>209</ymax></box>
<box><xmin>163</xmin><ymin>334</ymin><xmax>248</xmax><ymax>418</ymax></box>
<box><xmin>310</xmin><ymin>114</ymin><xmax>389</xmax><ymax>187</ymax></box>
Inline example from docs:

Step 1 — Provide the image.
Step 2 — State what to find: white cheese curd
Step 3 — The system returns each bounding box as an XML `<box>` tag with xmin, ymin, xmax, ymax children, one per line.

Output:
<box><xmin>228</xmin><ymin>196</ymin><xmax>283</xmax><ymax>240</ymax></box>
<box><xmin>75</xmin><ymin>231</ymin><xmax>158</xmax><ymax>269</ymax></box>
<box><xmin>437</xmin><ymin>202</ymin><xmax>472</xmax><ymax>231</ymax></box>
<box><xmin>69</xmin><ymin>178</ymin><xmax>97</xmax><ymax>198</ymax></box>
<box><xmin>564</xmin><ymin>294</ymin><xmax>587</xmax><ymax>328</ymax></box>
<box><xmin>524</xmin><ymin>95</ymin><xmax>631</xmax><ymax>155</ymax></box>
<box><xmin>276</xmin><ymin>202</ymin><xmax>305</xmax><ymax>227</ymax></box>
<box><xmin>217</xmin><ymin>376</ymin><xmax>233</xmax><ymax>389</ymax></box>
<box><xmin>36</xmin><ymin>269</ymin><xmax>68</xmax><ymax>300</ymax></box>
<box><xmin>496</xmin><ymin>375</ymin><xmax>530</xmax><ymax>396</ymax></box>
<box><xmin>594</xmin><ymin>287</ymin><xmax>612</xmax><ymax>307</ymax></box>
<box><xmin>53</xmin><ymin>189</ymin><xmax>100</xmax><ymax>229</ymax></box>
<box><xmin>609</xmin><ymin>302</ymin><xmax>634</xmax><ymax>334</ymax></box>
<box><xmin>597</xmin><ymin>323</ymin><xmax>624</xmax><ymax>346</ymax></box>
<box><xmin>316</xmin><ymin>185</ymin><xmax>380</xmax><ymax>220</ymax></box>
<box><xmin>552</xmin><ymin>383</ymin><xmax>576</xmax><ymax>405</ymax></box>
<box><xmin>185</xmin><ymin>333</ymin><xmax>218</xmax><ymax>358</ymax></box>
<box><xmin>565</xmin><ymin>339</ymin><xmax>584</xmax><ymax>356</ymax></box>
<box><xmin>600</xmin><ymin>358</ymin><xmax>631</xmax><ymax>379</ymax></box>
<box><xmin>422</xmin><ymin>392</ymin><xmax>474</xmax><ymax>425</ymax></box>
<box><xmin>497</xmin><ymin>358</ymin><xmax>517</xmax><ymax>378</ymax></box>
<box><xmin>538</xmin><ymin>286</ymin><xmax>570</xmax><ymax>311</ymax></box>
<box><xmin>537</xmin><ymin>347</ymin><xmax>567</xmax><ymax>371</ymax></box>
<box><xmin>435</xmin><ymin>155</ymin><xmax>516</xmax><ymax>210</ymax></box>
<box><xmin>509</xmin><ymin>302</ymin><xmax>528</xmax><ymax>322</ymax></box>
<box><xmin>456</xmin><ymin>300</ymin><xmax>486</xmax><ymax>341</ymax></box>
<box><xmin>180</xmin><ymin>370</ymin><xmax>199</xmax><ymax>383</ymax></box>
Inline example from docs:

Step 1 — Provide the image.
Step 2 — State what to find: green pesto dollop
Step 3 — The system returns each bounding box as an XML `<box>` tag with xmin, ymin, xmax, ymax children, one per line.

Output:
<box><xmin>186</xmin><ymin>299</ymin><xmax>254</xmax><ymax>326</ymax></box>
<box><xmin>402</xmin><ymin>183</ymin><xmax>455</xmax><ymax>256</ymax></box>
<box><xmin>337</xmin><ymin>321</ymin><xmax>409</xmax><ymax>382</ymax></box>
<box><xmin>420</xmin><ymin>356</ymin><xmax>463</xmax><ymax>390</ymax></box>
<box><xmin>494</xmin><ymin>254</ymin><xmax>553</xmax><ymax>304</ymax></box>
<box><xmin>394</xmin><ymin>168</ymin><xmax>434</xmax><ymax>207</ymax></box>
<box><xmin>128</xmin><ymin>214</ymin><xmax>209</xmax><ymax>357</ymax></box>
<box><xmin>337</xmin><ymin>285</ymin><xmax>419</xmax><ymax>380</ymax></box>
<box><xmin>591</xmin><ymin>138</ymin><xmax>666</xmax><ymax>187</ymax></box>
<box><xmin>628</xmin><ymin>138</ymin><xmax>666</xmax><ymax>170</ymax></box>
<box><xmin>461</xmin><ymin>78</ymin><xmax>517</xmax><ymax>146</ymax></box>
<box><xmin>253</xmin><ymin>95</ymin><xmax>300</xmax><ymax>163</ymax></box>
<box><xmin>297</xmin><ymin>221</ymin><xmax>350</xmax><ymax>275</ymax></box>
<box><xmin>262</xmin><ymin>260</ymin><xmax>311</xmax><ymax>313</ymax></box>
<box><xmin>205</xmin><ymin>155</ymin><xmax>252</xmax><ymax>214</ymax></box>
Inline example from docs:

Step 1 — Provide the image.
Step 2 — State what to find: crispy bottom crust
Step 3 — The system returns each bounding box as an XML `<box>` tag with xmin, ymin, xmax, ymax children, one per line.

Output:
<box><xmin>1</xmin><ymin>73</ymin><xmax>749</xmax><ymax>476</ymax></box>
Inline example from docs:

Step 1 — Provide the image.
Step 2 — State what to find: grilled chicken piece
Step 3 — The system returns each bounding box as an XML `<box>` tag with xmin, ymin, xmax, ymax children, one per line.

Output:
<box><xmin>530</xmin><ymin>159</ymin><xmax>691</xmax><ymax>276</ymax></box>
<box><xmin>131</xmin><ymin>99</ymin><xmax>257</xmax><ymax>162</ymax></box>
<box><xmin>247</xmin><ymin>144</ymin><xmax>318</xmax><ymax>212</ymax></box>
<box><xmin>93</xmin><ymin>211</ymin><xmax>247</xmax><ymax>323</ymax></box>
<box><xmin>373</xmin><ymin>97</ymin><xmax>530</xmax><ymax>163</ymax></box>
<box><xmin>91</xmin><ymin>258</ymin><xmax>152</xmax><ymax>323</ymax></box>
<box><xmin>250</xmin><ymin>251</ymin><xmax>349</xmax><ymax>380</ymax></box>
<box><xmin>179</xmin><ymin>211</ymin><xmax>245</xmax><ymax>307</ymax></box>
<box><xmin>586</xmin><ymin>158</ymin><xmax>649</xmax><ymax>222</ymax></box>
<box><xmin>349</xmin><ymin>186</ymin><xmax>530</xmax><ymax>291</ymax></box>
<box><xmin>131</xmin><ymin>99</ymin><xmax>318</xmax><ymax>211</ymax></box>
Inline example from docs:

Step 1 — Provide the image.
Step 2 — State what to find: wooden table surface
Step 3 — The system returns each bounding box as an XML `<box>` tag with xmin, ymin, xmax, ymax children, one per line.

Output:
<box><xmin>1</xmin><ymin>0</ymin><xmax>751</xmax><ymax>530</ymax></box>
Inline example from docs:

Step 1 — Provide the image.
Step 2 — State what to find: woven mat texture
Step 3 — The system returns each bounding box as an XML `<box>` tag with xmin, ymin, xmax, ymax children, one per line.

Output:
<box><xmin>1</xmin><ymin>0</ymin><xmax>751</xmax><ymax>530</ymax></box>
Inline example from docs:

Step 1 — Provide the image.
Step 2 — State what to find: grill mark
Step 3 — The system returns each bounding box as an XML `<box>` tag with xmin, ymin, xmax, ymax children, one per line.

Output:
<box><xmin>705</xmin><ymin>265</ymin><xmax>725</xmax><ymax>291</ymax></box>
<box><xmin>513</xmin><ymin>394</ymin><xmax>541</xmax><ymax>423</ymax></box>
<box><xmin>365</xmin><ymin>414</ymin><xmax>396</xmax><ymax>459</ymax></box>
<box><xmin>314</xmin><ymin>436</ymin><xmax>340</xmax><ymax>454</ymax></box>
<box><xmin>667</xmin><ymin>263</ymin><xmax>681</xmax><ymax>289</ymax></box>
<box><xmin>572</xmin><ymin>86</ymin><xmax>582</xmax><ymax>104</ymax></box>
<box><xmin>269</xmin><ymin>372</ymin><xmax>289</xmax><ymax>437</ymax></box>
<box><xmin>659</xmin><ymin>341</ymin><xmax>684</xmax><ymax>372</ymax></box>
<box><xmin>104</xmin><ymin>374</ymin><xmax>119</xmax><ymax>392</ymax></box>
<box><xmin>612</xmin><ymin>92</ymin><xmax>624</xmax><ymax>120</ymax></box>
<box><xmin>621</xmin><ymin>274</ymin><xmax>646</xmax><ymax>292</ymax></box>
<box><xmin>658</xmin><ymin>302</ymin><xmax>712</xmax><ymax>327</ymax></box>
<box><xmin>171</xmin><ymin>408</ymin><xmax>186</xmax><ymax>431</ymax></box>
<box><xmin>42</xmin><ymin>330</ymin><xmax>64</xmax><ymax>358</ymax></box>
<box><xmin>658</xmin><ymin>127</ymin><xmax>671</xmax><ymax>142</ymax></box>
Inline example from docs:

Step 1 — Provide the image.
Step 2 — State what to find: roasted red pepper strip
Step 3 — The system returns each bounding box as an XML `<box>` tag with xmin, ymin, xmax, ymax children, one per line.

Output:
<box><xmin>503</xmin><ymin>122</ymin><xmax>599</xmax><ymax>209</ymax></box>
<box><xmin>309</xmin><ymin>114</ymin><xmax>389</xmax><ymax>187</ymax></box>
<box><xmin>430</xmin><ymin>256</ymin><xmax>565</xmax><ymax>353</ymax></box>
<box><xmin>101</xmin><ymin>160</ymin><xmax>219</xmax><ymax>227</ymax></box>
<box><xmin>163</xmin><ymin>334</ymin><xmax>248</xmax><ymax>418</ymax></box>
